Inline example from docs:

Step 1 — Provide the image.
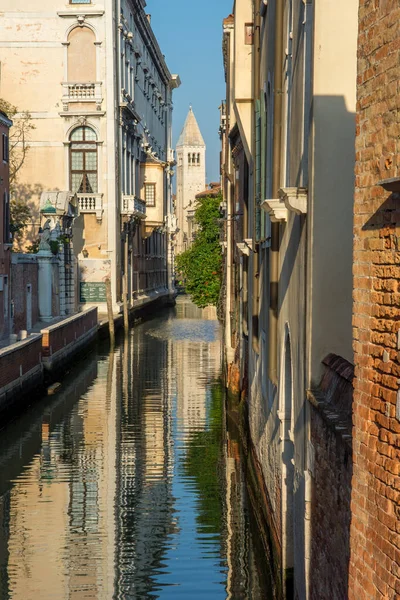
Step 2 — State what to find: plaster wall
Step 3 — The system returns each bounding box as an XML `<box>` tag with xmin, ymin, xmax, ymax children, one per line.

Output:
<box><xmin>0</xmin><ymin>3</ymin><xmax>112</xmax><ymax>271</ymax></box>
<box><xmin>140</xmin><ymin>162</ymin><xmax>166</xmax><ymax>225</ymax></box>
<box><xmin>233</xmin><ymin>0</ymin><xmax>253</xmax><ymax>101</ymax></box>
<box><xmin>308</xmin><ymin>0</ymin><xmax>357</xmax><ymax>383</ymax></box>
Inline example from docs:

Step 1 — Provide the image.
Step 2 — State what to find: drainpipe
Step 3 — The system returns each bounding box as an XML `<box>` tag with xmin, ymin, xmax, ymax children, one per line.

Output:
<box><xmin>268</xmin><ymin>0</ymin><xmax>284</xmax><ymax>385</ymax></box>
<box><xmin>252</xmin><ymin>1</ymin><xmax>261</xmax><ymax>352</ymax></box>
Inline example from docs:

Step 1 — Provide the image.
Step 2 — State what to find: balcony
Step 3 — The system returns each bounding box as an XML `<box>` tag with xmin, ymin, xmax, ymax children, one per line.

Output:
<box><xmin>62</xmin><ymin>82</ymin><xmax>103</xmax><ymax>111</ymax></box>
<box><xmin>76</xmin><ymin>193</ymin><xmax>103</xmax><ymax>222</ymax></box>
<box><xmin>121</xmin><ymin>195</ymin><xmax>146</xmax><ymax>219</ymax></box>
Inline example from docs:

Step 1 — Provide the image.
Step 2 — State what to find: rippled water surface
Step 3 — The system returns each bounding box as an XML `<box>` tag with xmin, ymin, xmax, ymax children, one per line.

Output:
<box><xmin>0</xmin><ymin>298</ymin><xmax>271</xmax><ymax>599</ymax></box>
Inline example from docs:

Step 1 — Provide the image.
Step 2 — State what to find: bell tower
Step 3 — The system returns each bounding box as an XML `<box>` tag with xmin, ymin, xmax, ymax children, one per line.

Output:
<box><xmin>175</xmin><ymin>107</ymin><xmax>206</xmax><ymax>253</ymax></box>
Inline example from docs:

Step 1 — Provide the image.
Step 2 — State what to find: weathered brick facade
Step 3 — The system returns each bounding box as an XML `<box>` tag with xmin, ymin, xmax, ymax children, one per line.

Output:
<box><xmin>309</xmin><ymin>355</ymin><xmax>354</xmax><ymax>600</ymax></box>
<box><xmin>350</xmin><ymin>1</ymin><xmax>400</xmax><ymax>598</ymax></box>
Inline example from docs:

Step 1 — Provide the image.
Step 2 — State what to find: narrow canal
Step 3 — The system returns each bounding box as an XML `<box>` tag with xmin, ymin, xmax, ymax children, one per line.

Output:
<box><xmin>0</xmin><ymin>298</ymin><xmax>272</xmax><ymax>599</ymax></box>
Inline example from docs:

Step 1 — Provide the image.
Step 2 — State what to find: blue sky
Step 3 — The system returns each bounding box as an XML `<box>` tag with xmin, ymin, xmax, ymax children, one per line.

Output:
<box><xmin>146</xmin><ymin>0</ymin><xmax>233</xmax><ymax>184</ymax></box>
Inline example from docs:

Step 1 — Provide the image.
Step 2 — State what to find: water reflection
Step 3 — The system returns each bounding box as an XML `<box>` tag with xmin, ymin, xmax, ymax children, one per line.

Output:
<box><xmin>0</xmin><ymin>298</ymin><xmax>271</xmax><ymax>599</ymax></box>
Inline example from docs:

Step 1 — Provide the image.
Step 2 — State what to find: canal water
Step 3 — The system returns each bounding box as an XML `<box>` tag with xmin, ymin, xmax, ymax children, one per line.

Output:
<box><xmin>0</xmin><ymin>298</ymin><xmax>272</xmax><ymax>599</ymax></box>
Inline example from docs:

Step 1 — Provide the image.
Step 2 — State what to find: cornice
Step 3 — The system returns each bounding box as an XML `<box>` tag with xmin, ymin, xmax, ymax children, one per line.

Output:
<box><xmin>57</xmin><ymin>10</ymin><xmax>105</xmax><ymax>17</ymax></box>
<box><xmin>261</xmin><ymin>198</ymin><xmax>288</xmax><ymax>222</ymax></box>
<box><xmin>278</xmin><ymin>187</ymin><xmax>308</xmax><ymax>214</ymax></box>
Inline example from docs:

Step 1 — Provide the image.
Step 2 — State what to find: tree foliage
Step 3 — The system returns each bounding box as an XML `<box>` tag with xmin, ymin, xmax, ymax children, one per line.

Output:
<box><xmin>182</xmin><ymin>382</ymin><xmax>224</xmax><ymax>533</ymax></box>
<box><xmin>176</xmin><ymin>194</ymin><xmax>222</xmax><ymax>308</ymax></box>
<box><xmin>0</xmin><ymin>98</ymin><xmax>36</xmax><ymax>246</ymax></box>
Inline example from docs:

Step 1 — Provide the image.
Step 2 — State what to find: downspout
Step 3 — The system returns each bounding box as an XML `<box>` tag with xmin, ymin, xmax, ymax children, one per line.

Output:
<box><xmin>268</xmin><ymin>0</ymin><xmax>284</xmax><ymax>384</ymax></box>
<box><xmin>252</xmin><ymin>1</ymin><xmax>261</xmax><ymax>352</ymax></box>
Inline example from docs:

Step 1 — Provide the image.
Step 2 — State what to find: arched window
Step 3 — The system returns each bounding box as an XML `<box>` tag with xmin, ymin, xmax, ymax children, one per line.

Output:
<box><xmin>70</xmin><ymin>126</ymin><xmax>98</xmax><ymax>193</ymax></box>
<box><xmin>197</xmin><ymin>153</ymin><xmax>200</xmax><ymax>165</ymax></box>
<box><xmin>67</xmin><ymin>27</ymin><xmax>96</xmax><ymax>82</ymax></box>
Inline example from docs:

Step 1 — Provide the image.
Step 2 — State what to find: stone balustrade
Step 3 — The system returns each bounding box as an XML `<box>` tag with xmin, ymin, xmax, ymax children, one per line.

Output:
<box><xmin>62</xmin><ymin>82</ymin><xmax>103</xmax><ymax>109</ymax></box>
<box><xmin>76</xmin><ymin>193</ymin><xmax>103</xmax><ymax>222</ymax></box>
<box><xmin>121</xmin><ymin>195</ymin><xmax>146</xmax><ymax>218</ymax></box>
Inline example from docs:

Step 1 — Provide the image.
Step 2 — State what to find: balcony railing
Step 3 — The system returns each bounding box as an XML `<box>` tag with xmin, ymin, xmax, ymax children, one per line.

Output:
<box><xmin>76</xmin><ymin>193</ymin><xmax>103</xmax><ymax>222</ymax></box>
<box><xmin>121</xmin><ymin>195</ymin><xmax>146</xmax><ymax>219</ymax></box>
<box><xmin>62</xmin><ymin>82</ymin><xmax>103</xmax><ymax>110</ymax></box>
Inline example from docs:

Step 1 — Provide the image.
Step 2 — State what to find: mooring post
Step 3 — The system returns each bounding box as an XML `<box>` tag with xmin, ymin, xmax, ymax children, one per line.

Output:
<box><xmin>105</xmin><ymin>277</ymin><xmax>115</xmax><ymax>345</ymax></box>
<box><xmin>123</xmin><ymin>233</ymin><xmax>129</xmax><ymax>335</ymax></box>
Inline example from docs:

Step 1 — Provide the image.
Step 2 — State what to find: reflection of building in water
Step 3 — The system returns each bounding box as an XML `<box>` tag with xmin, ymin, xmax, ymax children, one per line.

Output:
<box><xmin>0</xmin><ymin>494</ymin><xmax>10</xmax><ymax>598</ymax></box>
<box><xmin>173</xmin><ymin>299</ymin><xmax>221</xmax><ymax>435</ymax></box>
<box><xmin>175</xmin><ymin>339</ymin><xmax>221</xmax><ymax>433</ymax></box>
<box><xmin>1</xmin><ymin>299</ymin><xmax>271</xmax><ymax>600</ymax></box>
<box><xmin>2</xmin><ymin>354</ymin><xmax>117</xmax><ymax>600</ymax></box>
<box><xmin>116</xmin><ymin>323</ymin><xmax>175</xmax><ymax>599</ymax></box>
<box><xmin>175</xmin><ymin>297</ymin><xmax>217</xmax><ymax>321</ymax></box>
<box><xmin>224</xmin><ymin>415</ymin><xmax>274</xmax><ymax>599</ymax></box>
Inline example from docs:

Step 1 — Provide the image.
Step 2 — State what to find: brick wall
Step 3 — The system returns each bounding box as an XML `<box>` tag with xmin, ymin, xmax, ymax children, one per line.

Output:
<box><xmin>0</xmin><ymin>335</ymin><xmax>42</xmax><ymax>389</ymax></box>
<box><xmin>41</xmin><ymin>308</ymin><xmax>97</xmax><ymax>357</ymax></box>
<box><xmin>351</xmin><ymin>2</ymin><xmax>400</xmax><ymax>598</ymax></box>
<box><xmin>309</xmin><ymin>356</ymin><xmax>354</xmax><ymax>600</ymax></box>
<box><xmin>309</xmin><ymin>355</ymin><xmax>354</xmax><ymax>600</ymax></box>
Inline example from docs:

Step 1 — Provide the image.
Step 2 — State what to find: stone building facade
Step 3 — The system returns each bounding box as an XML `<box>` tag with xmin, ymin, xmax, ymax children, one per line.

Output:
<box><xmin>0</xmin><ymin>0</ymin><xmax>179</xmax><ymax>313</ymax></box>
<box><xmin>350</xmin><ymin>2</ymin><xmax>400</xmax><ymax>599</ymax></box>
<box><xmin>175</xmin><ymin>107</ymin><xmax>206</xmax><ymax>254</ymax></box>
<box><xmin>221</xmin><ymin>0</ymin><xmax>358</xmax><ymax>597</ymax></box>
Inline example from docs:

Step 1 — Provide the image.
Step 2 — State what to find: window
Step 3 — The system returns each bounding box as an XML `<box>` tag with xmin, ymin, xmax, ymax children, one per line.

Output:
<box><xmin>197</xmin><ymin>153</ymin><xmax>200</xmax><ymax>165</ymax></box>
<box><xmin>2</xmin><ymin>134</ymin><xmax>9</xmax><ymax>163</ymax></box>
<box><xmin>144</xmin><ymin>183</ymin><xmax>156</xmax><ymax>207</ymax></box>
<box><xmin>245</xmin><ymin>23</ymin><xmax>254</xmax><ymax>45</ymax></box>
<box><xmin>70</xmin><ymin>0</ymin><xmax>91</xmax><ymax>4</ymax></box>
<box><xmin>3</xmin><ymin>190</ymin><xmax>10</xmax><ymax>244</ymax></box>
<box><xmin>70</xmin><ymin>126</ymin><xmax>98</xmax><ymax>193</ymax></box>
<box><xmin>188</xmin><ymin>153</ymin><xmax>191</xmax><ymax>165</ymax></box>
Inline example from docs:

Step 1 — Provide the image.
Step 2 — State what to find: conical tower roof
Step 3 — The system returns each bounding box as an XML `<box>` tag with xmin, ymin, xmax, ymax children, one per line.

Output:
<box><xmin>176</xmin><ymin>106</ymin><xmax>205</xmax><ymax>147</ymax></box>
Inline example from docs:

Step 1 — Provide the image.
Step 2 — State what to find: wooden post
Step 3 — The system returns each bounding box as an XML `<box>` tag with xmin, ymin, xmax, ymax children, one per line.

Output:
<box><xmin>123</xmin><ymin>232</ymin><xmax>129</xmax><ymax>334</ymax></box>
<box><xmin>105</xmin><ymin>277</ymin><xmax>115</xmax><ymax>345</ymax></box>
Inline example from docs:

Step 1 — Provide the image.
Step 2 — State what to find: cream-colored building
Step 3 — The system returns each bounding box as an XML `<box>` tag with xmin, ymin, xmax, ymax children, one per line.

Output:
<box><xmin>175</xmin><ymin>107</ymin><xmax>206</xmax><ymax>254</ymax></box>
<box><xmin>222</xmin><ymin>0</ymin><xmax>357</xmax><ymax>597</ymax></box>
<box><xmin>0</xmin><ymin>0</ymin><xmax>180</xmax><ymax>312</ymax></box>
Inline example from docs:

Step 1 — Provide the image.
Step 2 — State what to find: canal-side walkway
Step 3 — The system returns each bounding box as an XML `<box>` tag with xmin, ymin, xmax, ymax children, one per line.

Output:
<box><xmin>0</xmin><ymin>308</ymin><xmax>98</xmax><ymax>417</ymax></box>
<box><xmin>0</xmin><ymin>290</ymin><xmax>176</xmax><ymax>420</ymax></box>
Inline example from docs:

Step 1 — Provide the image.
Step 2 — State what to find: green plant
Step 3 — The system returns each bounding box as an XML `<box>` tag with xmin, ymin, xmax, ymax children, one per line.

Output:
<box><xmin>26</xmin><ymin>239</ymin><xmax>40</xmax><ymax>254</ymax></box>
<box><xmin>50</xmin><ymin>240</ymin><xmax>60</xmax><ymax>255</ymax></box>
<box><xmin>175</xmin><ymin>193</ymin><xmax>222</xmax><ymax>308</ymax></box>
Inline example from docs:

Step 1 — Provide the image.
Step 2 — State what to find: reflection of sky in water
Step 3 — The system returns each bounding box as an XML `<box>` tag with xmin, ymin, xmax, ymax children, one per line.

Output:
<box><xmin>146</xmin><ymin>319</ymin><xmax>221</xmax><ymax>344</ymax></box>
<box><xmin>0</xmin><ymin>299</ymin><xmax>271</xmax><ymax>600</ymax></box>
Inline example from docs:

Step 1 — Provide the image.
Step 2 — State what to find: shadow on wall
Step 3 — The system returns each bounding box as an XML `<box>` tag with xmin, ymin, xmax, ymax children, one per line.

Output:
<box><xmin>72</xmin><ymin>213</ymin><xmax>85</xmax><ymax>257</ymax></box>
<box><xmin>12</xmin><ymin>183</ymin><xmax>43</xmax><ymax>252</ymax></box>
<box><xmin>279</xmin><ymin>95</ymin><xmax>356</xmax><ymax>318</ymax></box>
